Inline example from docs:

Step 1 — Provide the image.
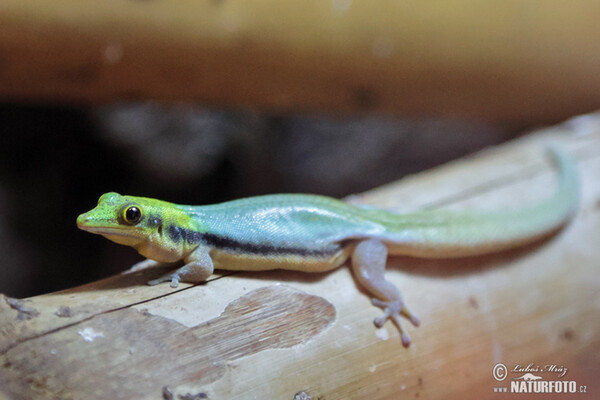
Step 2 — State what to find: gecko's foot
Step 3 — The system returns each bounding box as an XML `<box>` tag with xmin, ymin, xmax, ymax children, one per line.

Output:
<box><xmin>372</xmin><ymin>298</ymin><xmax>421</xmax><ymax>347</ymax></box>
<box><xmin>147</xmin><ymin>274</ymin><xmax>181</xmax><ymax>288</ymax></box>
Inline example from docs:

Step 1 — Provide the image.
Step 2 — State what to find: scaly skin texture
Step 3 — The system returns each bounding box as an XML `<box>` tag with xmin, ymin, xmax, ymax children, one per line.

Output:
<box><xmin>77</xmin><ymin>147</ymin><xmax>578</xmax><ymax>346</ymax></box>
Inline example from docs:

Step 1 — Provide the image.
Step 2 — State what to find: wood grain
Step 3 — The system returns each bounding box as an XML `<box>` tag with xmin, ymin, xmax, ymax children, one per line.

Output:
<box><xmin>1</xmin><ymin>1</ymin><xmax>600</xmax><ymax>122</ymax></box>
<box><xmin>0</xmin><ymin>113</ymin><xmax>599</xmax><ymax>399</ymax></box>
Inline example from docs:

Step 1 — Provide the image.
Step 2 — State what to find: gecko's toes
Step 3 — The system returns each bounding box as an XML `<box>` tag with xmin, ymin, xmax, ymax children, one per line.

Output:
<box><xmin>400</xmin><ymin>332</ymin><xmax>412</xmax><ymax>348</ymax></box>
<box><xmin>410</xmin><ymin>314</ymin><xmax>421</xmax><ymax>327</ymax></box>
<box><xmin>371</xmin><ymin>298</ymin><xmax>420</xmax><ymax>346</ymax></box>
<box><xmin>147</xmin><ymin>274</ymin><xmax>180</xmax><ymax>287</ymax></box>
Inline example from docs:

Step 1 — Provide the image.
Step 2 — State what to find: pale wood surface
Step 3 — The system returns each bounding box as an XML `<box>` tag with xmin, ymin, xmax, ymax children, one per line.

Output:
<box><xmin>1</xmin><ymin>1</ymin><xmax>600</xmax><ymax>123</ymax></box>
<box><xmin>1</xmin><ymin>114</ymin><xmax>599</xmax><ymax>399</ymax></box>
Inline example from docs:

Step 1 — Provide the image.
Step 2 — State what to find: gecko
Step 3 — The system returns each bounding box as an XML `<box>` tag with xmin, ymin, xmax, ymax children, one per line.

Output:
<box><xmin>76</xmin><ymin>147</ymin><xmax>578</xmax><ymax>347</ymax></box>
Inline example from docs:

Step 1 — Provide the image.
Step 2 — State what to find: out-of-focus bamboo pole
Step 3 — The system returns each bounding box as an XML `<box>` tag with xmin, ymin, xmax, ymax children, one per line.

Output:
<box><xmin>1</xmin><ymin>1</ymin><xmax>600</xmax><ymax>122</ymax></box>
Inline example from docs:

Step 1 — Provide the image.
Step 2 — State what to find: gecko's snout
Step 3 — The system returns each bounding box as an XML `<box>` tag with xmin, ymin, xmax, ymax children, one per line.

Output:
<box><xmin>76</xmin><ymin>213</ymin><xmax>90</xmax><ymax>230</ymax></box>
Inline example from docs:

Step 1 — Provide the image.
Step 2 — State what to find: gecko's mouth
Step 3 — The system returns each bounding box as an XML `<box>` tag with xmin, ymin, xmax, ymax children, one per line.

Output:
<box><xmin>79</xmin><ymin>225</ymin><xmax>131</xmax><ymax>237</ymax></box>
<box><xmin>77</xmin><ymin>222</ymin><xmax>145</xmax><ymax>247</ymax></box>
<box><xmin>76</xmin><ymin>215</ymin><xmax>138</xmax><ymax>237</ymax></box>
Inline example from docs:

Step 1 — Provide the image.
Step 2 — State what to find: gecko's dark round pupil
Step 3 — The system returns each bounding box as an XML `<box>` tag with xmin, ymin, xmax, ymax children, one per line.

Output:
<box><xmin>124</xmin><ymin>206</ymin><xmax>141</xmax><ymax>224</ymax></box>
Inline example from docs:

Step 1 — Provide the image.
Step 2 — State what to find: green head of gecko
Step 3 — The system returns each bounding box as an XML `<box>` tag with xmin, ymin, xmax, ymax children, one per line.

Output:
<box><xmin>76</xmin><ymin>193</ymin><xmax>198</xmax><ymax>259</ymax></box>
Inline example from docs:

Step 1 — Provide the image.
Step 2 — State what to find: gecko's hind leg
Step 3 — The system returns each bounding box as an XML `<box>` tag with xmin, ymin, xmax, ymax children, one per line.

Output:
<box><xmin>351</xmin><ymin>239</ymin><xmax>421</xmax><ymax>347</ymax></box>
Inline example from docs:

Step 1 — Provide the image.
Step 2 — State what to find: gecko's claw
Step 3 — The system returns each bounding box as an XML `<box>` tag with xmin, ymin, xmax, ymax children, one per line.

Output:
<box><xmin>371</xmin><ymin>298</ymin><xmax>420</xmax><ymax>347</ymax></box>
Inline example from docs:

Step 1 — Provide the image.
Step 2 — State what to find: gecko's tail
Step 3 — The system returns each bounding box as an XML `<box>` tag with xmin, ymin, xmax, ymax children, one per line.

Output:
<box><xmin>544</xmin><ymin>145</ymin><xmax>580</xmax><ymax>223</ymax></box>
<box><xmin>382</xmin><ymin>146</ymin><xmax>580</xmax><ymax>258</ymax></box>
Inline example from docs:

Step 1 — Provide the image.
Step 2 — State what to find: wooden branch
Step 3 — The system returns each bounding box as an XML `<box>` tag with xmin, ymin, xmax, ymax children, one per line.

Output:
<box><xmin>1</xmin><ymin>1</ymin><xmax>600</xmax><ymax>122</ymax></box>
<box><xmin>1</xmin><ymin>113</ymin><xmax>599</xmax><ymax>399</ymax></box>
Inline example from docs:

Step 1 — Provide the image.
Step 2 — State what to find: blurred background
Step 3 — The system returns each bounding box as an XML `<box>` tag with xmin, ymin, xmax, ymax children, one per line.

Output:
<box><xmin>1</xmin><ymin>1</ymin><xmax>599</xmax><ymax>297</ymax></box>
<box><xmin>0</xmin><ymin>105</ymin><xmax>514</xmax><ymax>297</ymax></box>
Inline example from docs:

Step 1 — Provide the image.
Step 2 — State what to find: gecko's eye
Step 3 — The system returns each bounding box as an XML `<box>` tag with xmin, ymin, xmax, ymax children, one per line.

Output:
<box><xmin>122</xmin><ymin>206</ymin><xmax>142</xmax><ymax>225</ymax></box>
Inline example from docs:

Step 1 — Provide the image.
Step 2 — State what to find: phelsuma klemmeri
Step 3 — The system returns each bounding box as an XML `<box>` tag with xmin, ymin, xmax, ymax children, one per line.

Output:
<box><xmin>77</xmin><ymin>147</ymin><xmax>578</xmax><ymax>346</ymax></box>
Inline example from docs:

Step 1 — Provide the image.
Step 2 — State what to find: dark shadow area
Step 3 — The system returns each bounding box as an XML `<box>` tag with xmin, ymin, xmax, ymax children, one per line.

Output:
<box><xmin>0</xmin><ymin>102</ymin><xmax>516</xmax><ymax>297</ymax></box>
<box><xmin>388</xmin><ymin>237</ymin><xmax>558</xmax><ymax>278</ymax></box>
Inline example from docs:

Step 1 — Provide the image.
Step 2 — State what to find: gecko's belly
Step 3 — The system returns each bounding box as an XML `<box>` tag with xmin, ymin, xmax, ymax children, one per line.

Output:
<box><xmin>209</xmin><ymin>246</ymin><xmax>352</xmax><ymax>273</ymax></box>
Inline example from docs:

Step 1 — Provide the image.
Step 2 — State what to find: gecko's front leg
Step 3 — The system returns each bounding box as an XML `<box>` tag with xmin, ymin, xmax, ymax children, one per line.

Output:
<box><xmin>147</xmin><ymin>247</ymin><xmax>214</xmax><ymax>288</ymax></box>
<box><xmin>351</xmin><ymin>239</ymin><xmax>421</xmax><ymax>347</ymax></box>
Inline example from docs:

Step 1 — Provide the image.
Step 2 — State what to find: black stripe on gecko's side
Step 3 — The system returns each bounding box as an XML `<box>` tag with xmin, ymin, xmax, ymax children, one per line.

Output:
<box><xmin>203</xmin><ymin>232</ymin><xmax>342</xmax><ymax>257</ymax></box>
<box><xmin>167</xmin><ymin>225</ymin><xmax>340</xmax><ymax>257</ymax></box>
<box><xmin>168</xmin><ymin>225</ymin><xmax>203</xmax><ymax>244</ymax></box>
